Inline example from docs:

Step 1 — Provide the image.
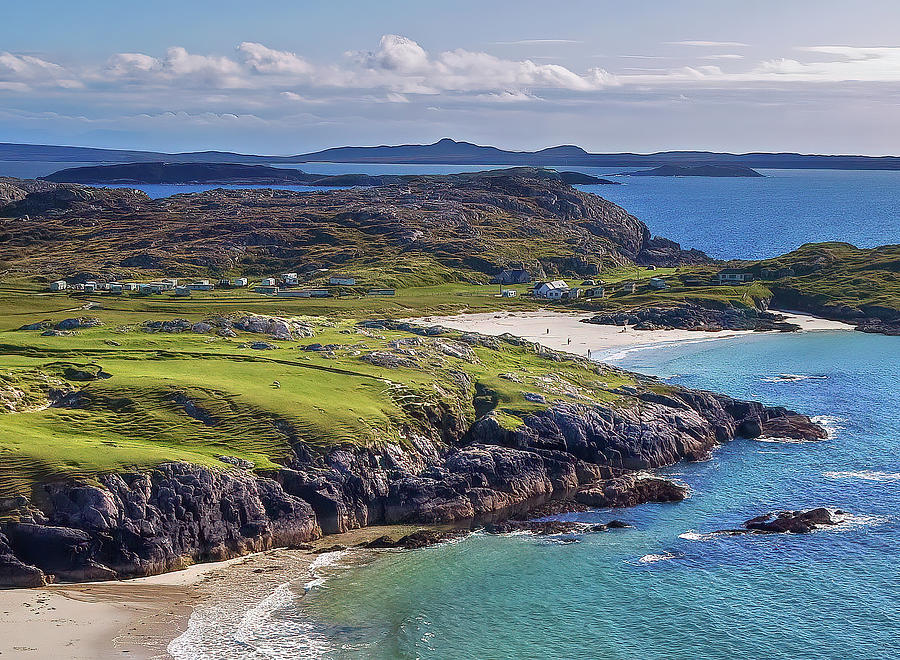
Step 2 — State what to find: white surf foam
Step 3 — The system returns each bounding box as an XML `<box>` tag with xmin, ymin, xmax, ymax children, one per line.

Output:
<box><xmin>634</xmin><ymin>551</ymin><xmax>682</xmax><ymax>564</ymax></box>
<box><xmin>677</xmin><ymin>530</ymin><xmax>720</xmax><ymax>542</ymax></box>
<box><xmin>752</xmin><ymin>436</ymin><xmax>815</xmax><ymax>445</ymax></box>
<box><xmin>761</xmin><ymin>373</ymin><xmax>828</xmax><ymax>383</ymax></box>
<box><xmin>168</xmin><ymin>551</ymin><xmax>350</xmax><ymax>660</ymax></box>
<box><xmin>811</xmin><ymin>415</ymin><xmax>846</xmax><ymax>437</ymax></box>
<box><xmin>823</xmin><ymin>470</ymin><xmax>900</xmax><ymax>483</ymax></box>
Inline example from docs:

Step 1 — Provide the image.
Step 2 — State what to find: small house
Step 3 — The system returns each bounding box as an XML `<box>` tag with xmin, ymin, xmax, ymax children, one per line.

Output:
<box><xmin>233</xmin><ymin>277</ymin><xmax>248</xmax><ymax>287</ymax></box>
<box><xmin>581</xmin><ymin>280</ymin><xmax>597</xmax><ymax>287</ymax></box>
<box><xmin>648</xmin><ymin>277</ymin><xmax>669</xmax><ymax>290</ymax></box>
<box><xmin>72</xmin><ymin>283</ymin><xmax>85</xmax><ymax>291</ymax></box>
<box><xmin>367</xmin><ymin>288</ymin><xmax>396</xmax><ymax>296</ymax></box>
<box><xmin>329</xmin><ymin>275</ymin><xmax>356</xmax><ymax>286</ymax></box>
<box><xmin>561</xmin><ymin>288</ymin><xmax>582</xmax><ymax>300</ymax></box>
<box><xmin>533</xmin><ymin>281</ymin><xmax>570</xmax><ymax>299</ymax></box>
<box><xmin>186</xmin><ymin>280</ymin><xmax>214</xmax><ymax>291</ymax></box>
<box><xmin>174</xmin><ymin>286</ymin><xmax>191</xmax><ymax>297</ymax></box>
<box><xmin>161</xmin><ymin>278</ymin><xmax>178</xmax><ymax>288</ymax></box>
<box><xmin>584</xmin><ymin>286</ymin><xmax>604</xmax><ymax>299</ymax></box>
<box><xmin>500</xmin><ymin>289</ymin><xmax>517</xmax><ymax>298</ymax></box>
<box><xmin>682</xmin><ymin>277</ymin><xmax>704</xmax><ymax>287</ymax></box>
<box><xmin>619</xmin><ymin>282</ymin><xmax>636</xmax><ymax>294</ymax></box>
<box><xmin>262</xmin><ymin>277</ymin><xmax>276</xmax><ymax>287</ymax></box>
<box><xmin>83</xmin><ymin>282</ymin><xmax>97</xmax><ymax>293</ymax></box>
<box><xmin>280</xmin><ymin>272</ymin><xmax>299</xmax><ymax>286</ymax></box>
<box><xmin>49</xmin><ymin>280</ymin><xmax>67</xmax><ymax>291</ymax></box>
<box><xmin>254</xmin><ymin>285</ymin><xmax>279</xmax><ymax>295</ymax></box>
<box><xmin>491</xmin><ymin>269</ymin><xmax>532</xmax><ymax>285</ymax></box>
<box><xmin>108</xmin><ymin>283</ymin><xmax>123</xmax><ymax>294</ymax></box>
<box><xmin>123</xmin><ymin>283</ymin><xmax>140</xmax><ymax>292</ymax></box>
<box><xmin>716</xmin><ymin>269</ymin><xmax>754</xmax><ymax>284</ymax></box>
<box><xmin>646</xmin><ymin>265</ymin><xmax>657</xmax><ymax>271</ymax></box>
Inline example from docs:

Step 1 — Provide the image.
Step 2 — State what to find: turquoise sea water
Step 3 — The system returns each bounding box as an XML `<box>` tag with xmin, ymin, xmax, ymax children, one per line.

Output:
<box><xmin>169</xmin><ymin>329</ymin><xmax>899</xmax><ymax>659</ymax></box>
<box><xmin>285</xmin><ymin>330</ymin><xmax>899</xmax><ymax>659</ymax></box>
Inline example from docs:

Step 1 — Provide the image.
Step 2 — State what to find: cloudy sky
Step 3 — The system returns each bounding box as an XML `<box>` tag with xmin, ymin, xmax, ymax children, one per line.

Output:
<box><xmin>2</xmin><ymin>0</ymin><xmax>900</xmax><ymax>154</ymax></box>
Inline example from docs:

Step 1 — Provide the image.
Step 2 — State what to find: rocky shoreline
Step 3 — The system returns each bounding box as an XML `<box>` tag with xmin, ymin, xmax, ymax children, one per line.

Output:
<box><xmin>0</xmin><ymin>355</ymin><xmax>825</xmax><ymax>588</ymax></box>
<box><xmin>768</xmin><ymin>287</ymin><xmax>900</xmax><ymax>336</ymax></box>
<box><xmin>582</xmin><ymin>303</ymin><xmax>801</xmax><ymax>333</ymax></box>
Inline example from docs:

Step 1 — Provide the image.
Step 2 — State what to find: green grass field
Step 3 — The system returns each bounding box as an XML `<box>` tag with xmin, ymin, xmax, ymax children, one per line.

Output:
<box><xmin>0</xmin><ymin>282</ymin><xmax>649</xmax><ymax>499</ymax></box>
<box><xmin>4</xmin><ymin>243</ymin><xmax>893</xmax><ymax>500</ymax></box>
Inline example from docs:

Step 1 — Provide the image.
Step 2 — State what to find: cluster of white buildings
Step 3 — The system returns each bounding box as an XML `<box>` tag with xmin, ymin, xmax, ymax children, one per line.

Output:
<box><xmin>48</xmin><ymin>277</ymin><xmax>249</xmax><ymax>296</ymax></box>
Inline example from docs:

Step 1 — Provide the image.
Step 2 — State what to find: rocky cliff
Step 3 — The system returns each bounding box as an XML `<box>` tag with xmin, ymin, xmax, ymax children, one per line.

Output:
<box><xmin>0</xmin><ymin>357</ymin><xmax>823</xmax><ymax>587</ymax></box>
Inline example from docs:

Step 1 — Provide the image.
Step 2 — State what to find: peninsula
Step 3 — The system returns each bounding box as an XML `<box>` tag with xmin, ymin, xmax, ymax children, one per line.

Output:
<box><xmin>0</xmin><ymin>168</ymin><xmax>895</xmax><ymax>588</ymax></box>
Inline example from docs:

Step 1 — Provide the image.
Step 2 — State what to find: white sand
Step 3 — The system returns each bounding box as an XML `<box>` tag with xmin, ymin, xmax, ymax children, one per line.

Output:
<box><xmin>0</xmin><ymin>554</ymin><xmax>272</xmax><ymax>659</ymax></box>
<box><xmin>0</xmin><ymin>525</ymin><xmax>429</xmax><ymax>659</ymax></box>
<box><xmin>419</xmin><ymin>309</ymin><xmax>853</xmax><ymax>361</ymax></box>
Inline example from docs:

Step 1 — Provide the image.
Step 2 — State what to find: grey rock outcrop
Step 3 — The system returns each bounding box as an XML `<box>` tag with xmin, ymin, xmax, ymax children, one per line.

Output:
<box><xmin>0</xmin><ymin>380</ymin><xmax>825</xmax><ymax>586</ymax></box>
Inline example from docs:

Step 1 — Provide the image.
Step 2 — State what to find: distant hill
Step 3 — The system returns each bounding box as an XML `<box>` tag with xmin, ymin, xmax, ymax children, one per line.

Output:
<box><xmin>0</xmin><ymin>169</ymin><xmax>704</xmax><ymax>284</ymax></box>
<box><xmin>622</xmin><ymin>164</ymin><xmax>764</xmax><ymax>177</ymax></box>
<box><xmin>41</xmin><ymin>162</ymin><xmax>615</xmax><ymax>186</ymax></box>
<box><xmin>4</xmin><ymin>139</ymin><xmax>900</xmax><ymax>170</ymax></box>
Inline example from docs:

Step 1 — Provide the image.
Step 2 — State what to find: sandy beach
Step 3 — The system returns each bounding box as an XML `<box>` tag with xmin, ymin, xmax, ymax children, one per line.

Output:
<box><xmin>418</xmin><ymin>309</ymin><xmax>854</xmax><ymax>361</ymax></box>
<box><xmin>0</xmin><ymin>525</ymin><xmax>427</xmax><ymax>659</ymax></box>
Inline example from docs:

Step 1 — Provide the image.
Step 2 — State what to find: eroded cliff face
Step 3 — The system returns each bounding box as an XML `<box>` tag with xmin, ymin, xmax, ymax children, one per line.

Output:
<box><xmin>0</xmin><ymin>382</ymin><xmax>823</xmax><ymax>587</ymax></box>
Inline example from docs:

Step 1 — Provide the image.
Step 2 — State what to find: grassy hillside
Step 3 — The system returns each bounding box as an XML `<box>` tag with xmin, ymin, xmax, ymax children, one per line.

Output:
<box><xmin>0</xmin><ymin>286</ymin><xmax>645</xmax><ymax>499</ymax></box>
<box><xmin>749</xmin><ymin>242</ymin><xmax>900</xmax><ymax>315</ymax></box>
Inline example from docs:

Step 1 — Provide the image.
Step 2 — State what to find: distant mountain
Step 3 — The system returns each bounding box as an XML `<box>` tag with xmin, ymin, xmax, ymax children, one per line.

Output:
<box><xmin>621</xmin><ymin>164</ymin><xmax>764</xmax><ymax>177</ymax></box>
<box><xmin>4</xmin><ymin>139</ymin><xmax>900</xmax><ymax>170</ymax></box>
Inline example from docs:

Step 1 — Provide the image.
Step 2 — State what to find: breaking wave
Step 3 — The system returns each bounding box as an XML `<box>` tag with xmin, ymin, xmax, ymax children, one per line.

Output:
<box><xmin>760</xmin><ymin>373</ymin><xmax>828</xmax><ymax>383</ymax></box>
<box><xmin>823</xmin><ymin>470</ymin><xmax>900</xmax><ymax>483</ymax></box>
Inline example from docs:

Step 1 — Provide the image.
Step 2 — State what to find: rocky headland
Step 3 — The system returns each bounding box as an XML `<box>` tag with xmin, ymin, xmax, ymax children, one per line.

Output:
<box><xmin>582</xmin><ymin>303</ymin><xmax>801</xmax><ymax>332</ymax></box>
<box><xmin>0</xmin><ymin>327</ymin><xmax>825</xmax><ymax>588</ymax></box>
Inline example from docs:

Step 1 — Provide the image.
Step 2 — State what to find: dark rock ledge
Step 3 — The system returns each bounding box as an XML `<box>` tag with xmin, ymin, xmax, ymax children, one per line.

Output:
<box><xmin>0</xmin><ymin>385</ymin><xmax>824</xmax><ymax>587</ymax></box>
<box><xmin>713</xmin><ymin>507</ymin><xmax>846</xmax><ymax>535</ymax></box>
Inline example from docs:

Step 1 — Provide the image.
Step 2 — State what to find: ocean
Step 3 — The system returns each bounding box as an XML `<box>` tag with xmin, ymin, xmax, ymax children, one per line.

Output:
<box><xmin>169</xmin><ymin>329</ymin><xmax>899</xmax><ymax>659</ymax></box>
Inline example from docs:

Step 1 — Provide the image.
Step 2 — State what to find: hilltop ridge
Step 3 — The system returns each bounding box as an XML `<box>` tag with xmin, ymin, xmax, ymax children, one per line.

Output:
<box><xmin>4</xmin><ymin>139</ymin><xmax>900</xmax><ymax>170</ymax></box>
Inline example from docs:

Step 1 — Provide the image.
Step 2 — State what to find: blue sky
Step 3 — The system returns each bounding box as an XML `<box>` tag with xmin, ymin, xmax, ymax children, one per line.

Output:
<box><xmin>2</xmin><ymin>0</ymin><xmax>899</xmax><ymax>154</ymax></box>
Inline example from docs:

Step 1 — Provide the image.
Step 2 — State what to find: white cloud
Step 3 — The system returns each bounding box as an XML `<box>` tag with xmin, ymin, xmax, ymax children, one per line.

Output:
<box><xmin>476</xmin><ymin>90</ymin><xmax>541</xmax><ymax>102</ymax></box>
<box><xmin>0</xmin><ymin>51</ymin><xmax>81</xmax><ymax>89</ymax></box>
<box><xmin>5</xmin><ymin>36</ymin><xmax>900</xmax><ymax>115</ymax></box>
<box><xmin>237</xmin><ymin>42</ymin><xmax>313</xmax><ymax>75</ymax></box>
